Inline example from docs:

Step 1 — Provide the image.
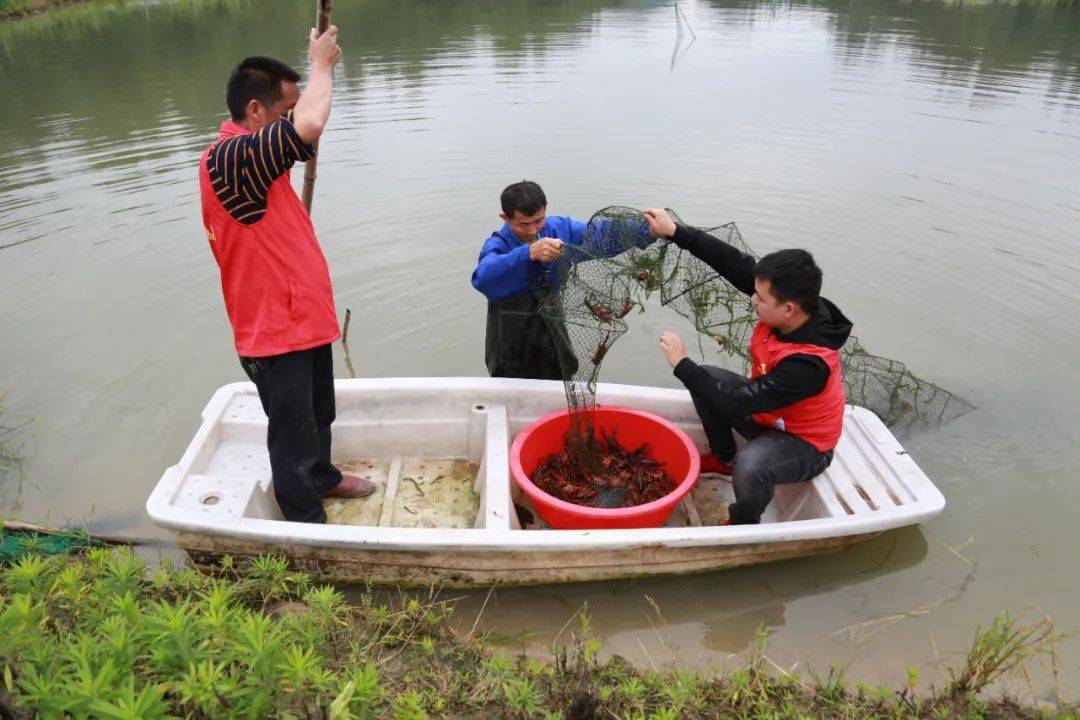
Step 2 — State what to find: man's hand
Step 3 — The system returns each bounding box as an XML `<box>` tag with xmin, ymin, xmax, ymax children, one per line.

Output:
<box><xmin>529</xmin><ymin>237</ymin><xmax>563</xmax><ymax>262</ymax></box>
<box><xmin>294</xmin><ymin>26</ymin><xmax>340</xmax><ymax>144</ymax></box>
<box><xmin>659</xmin><ymin>331</ymin><xmax>688</xmax><ymax>368</ymax></box>
<box><xmin>644</xmin><ymin>208</ymin><xmax>677</xmax><ymax>239</ymax></box>
<box><xmin>309</xmin><ymin>25</ymin><xmax>342</xmax><ymax>71</ymax></box>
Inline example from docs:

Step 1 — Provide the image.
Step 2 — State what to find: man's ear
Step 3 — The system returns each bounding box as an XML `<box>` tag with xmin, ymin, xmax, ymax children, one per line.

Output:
<box><xmin>499</xmin><ymin>212</ymin><xmax>510</xmax><ymax>223</ymax></box>
<box><xmin>245</xmin><ymin>98</ymin><xmax>262</xmax><ymax>123</ymax></box>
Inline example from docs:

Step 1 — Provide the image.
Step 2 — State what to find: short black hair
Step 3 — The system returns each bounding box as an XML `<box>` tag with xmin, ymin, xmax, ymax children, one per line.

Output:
<box><xmin>226</xmin><ymin>56</ymin><xmax>301</xmax><ymax>122</ymax></box>
<box><xmin>500</xmin><ymin>180</ymin><xmax>547</xmax><ymax>217</ymax></box>
<box><xmin>754</xmin><ymin>249</ymin><xmax>822</xmax><ymax>315</ymax></box>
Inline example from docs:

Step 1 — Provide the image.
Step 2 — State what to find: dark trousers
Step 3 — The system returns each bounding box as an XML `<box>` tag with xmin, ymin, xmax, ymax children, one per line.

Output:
<box><xmin>486</xmin><ymin>294</ymin><xmax>574</xmax><ymax>381</ymax></box>
<box><xmin>689</xmin><ymin>366</ymin><xmax>833</xmax><ymax>525</ymax></box>
<box><xmin>240</xmin><ymin>343</ymin><xmax>342</xmax><ymax>523</ymax></box>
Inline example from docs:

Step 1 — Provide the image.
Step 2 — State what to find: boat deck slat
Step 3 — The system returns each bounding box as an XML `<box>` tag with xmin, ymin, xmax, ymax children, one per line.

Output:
<box><xmin>824</xmin><ymin>468</ymin><xmax>870</xmax><ymax>514</ymax></box>
<box><xmin>376</xmin><ymin>458</ymin><xmax>403</xmax><ymax>527</ymax></box>
<box><xmin>847</xmin><ymin>418</ymin><xmax>919</xmax><ymax>504</ymax></box>
<box><xmin>834</xmin><ymin>433</ymin><xmax>896</xmax><ymax>511</ymax></box>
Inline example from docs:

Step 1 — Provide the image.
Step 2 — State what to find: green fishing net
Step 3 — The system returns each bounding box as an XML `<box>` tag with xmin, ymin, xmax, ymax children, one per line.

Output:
<box><xmin>0</xmin><ymin>526</ymin><xmax>98</xmax><ymax>564</ymax></box>
<box><xmin>539</xmin><ymin>206</ymin><xmax>974</xmax><ymax>446</ymax></box>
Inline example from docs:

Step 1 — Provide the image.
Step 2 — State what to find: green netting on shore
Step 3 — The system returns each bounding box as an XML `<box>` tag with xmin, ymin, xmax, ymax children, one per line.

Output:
<box><xmin>0</xmin><ymin>527</ymin><xmax>99</xmax><ymax>564</ymax></box>
<box><xmin>539</xmin><ymin>206</ymin><xmax>974</xmax><ymax>441</ymax></box>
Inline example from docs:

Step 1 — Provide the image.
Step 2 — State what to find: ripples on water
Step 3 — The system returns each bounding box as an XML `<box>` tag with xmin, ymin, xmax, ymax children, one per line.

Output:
<box><xmin>1</xmin><ymin>0</ymin><xmax>1079</xmax><ymax>689</ymax></box>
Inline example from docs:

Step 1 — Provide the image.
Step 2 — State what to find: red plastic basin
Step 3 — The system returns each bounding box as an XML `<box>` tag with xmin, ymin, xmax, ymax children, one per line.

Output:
<box><xmin>510</xmin><ymin>406</ymin><xmax>700</xmax><ymax>530</ymax></box>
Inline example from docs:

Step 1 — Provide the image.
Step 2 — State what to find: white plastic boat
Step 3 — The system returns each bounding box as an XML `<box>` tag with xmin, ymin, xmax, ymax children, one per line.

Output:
<box><xmin>146</xmin><ymin>377</ymin><xmax>945</xmax><ymax>586</ymax></box>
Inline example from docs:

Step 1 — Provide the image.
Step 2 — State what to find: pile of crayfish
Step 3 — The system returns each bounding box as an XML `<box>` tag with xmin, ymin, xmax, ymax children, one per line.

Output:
<box><xmin>531</xmin><ymin>431</ymin><xmax>676</xmax><ymax>508</ymax></box>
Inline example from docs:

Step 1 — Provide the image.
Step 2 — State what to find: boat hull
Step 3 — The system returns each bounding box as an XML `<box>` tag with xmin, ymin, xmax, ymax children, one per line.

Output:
<box><xmin>177</xmin><ymin>530</ymin><xmax>882</xmax><ymax>586</ymax></box>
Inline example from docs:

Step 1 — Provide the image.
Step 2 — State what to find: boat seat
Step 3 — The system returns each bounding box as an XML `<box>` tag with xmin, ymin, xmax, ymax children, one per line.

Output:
<box><xmin>170</xmin><ymin>473</ymin><xmax>282</xmax><ymax>521</ymax></box>
<box><xmin>807</xmin><ymin>408</ymin><xmax>914</xmax><ymax>518</ymax></box>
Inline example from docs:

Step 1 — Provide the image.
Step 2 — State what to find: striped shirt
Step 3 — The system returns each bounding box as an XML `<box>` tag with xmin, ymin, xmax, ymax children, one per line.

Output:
<box><xmin>205</xmin><ymin>111</ymin><xmax>315</xmax><ymax>224</ymax></box>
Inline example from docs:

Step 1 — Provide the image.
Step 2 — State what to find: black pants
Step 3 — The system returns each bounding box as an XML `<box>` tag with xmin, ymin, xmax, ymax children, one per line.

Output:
<box><xmin>240</xmin><ymin>344</ymin><xmax>342</xmax><ymax>523</ymax></box>
<box><xmin>689</xmin><ymin>366</ymin><xmax>833</xmax><ymax>525</ymax></box>
<box><xmin>486</xmin><ymin>293</ymin><xmax>577</xmax><ymax>381</ymax></box>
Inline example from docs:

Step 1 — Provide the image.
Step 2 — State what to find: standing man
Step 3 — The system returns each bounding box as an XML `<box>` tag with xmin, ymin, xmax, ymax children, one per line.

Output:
<box><xmin>471</xmin><ymin>181</ymin><xmax>651</xmax><ymax>379</ymax></box>
<box><xmin>645</xmin><ymin>208</ymin><xmax>852</xmax><ymax>525</ymax></box>
<box><xmin>199</xmin><ymin>28</ymin><xmax>373</xmax><ymax>524</ymax></box>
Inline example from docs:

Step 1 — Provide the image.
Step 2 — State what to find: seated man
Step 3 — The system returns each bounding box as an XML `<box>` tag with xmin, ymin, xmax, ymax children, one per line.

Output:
<box><xmin>471</xmin><ymin>181</ymin><xmax>649</xmax><ymax>380</ymax></box>
<box><xmin>644</xmin><ymin>208</ymin><xmax>852</xmax><ymax>525</ymax></box>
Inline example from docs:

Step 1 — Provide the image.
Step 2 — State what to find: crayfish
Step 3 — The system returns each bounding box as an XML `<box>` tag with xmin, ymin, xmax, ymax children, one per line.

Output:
<box><xmin>591</xmin><ymin>338</ymin><xmax>611</xmax><ymax>366</ymax></box>
<box><xmin>530</xmin><ymin>429</ymin><xmax>677</xmax><ymax>509</ymax></box>
<box><xmin>585</xmin><ymin>299</ymin><xmax>613</xmax><ymax>324</ymax></box>
<box><xmin>586</xmin><ymin>298</ymin><xmax>635</xmax><ymax>325</ymax></box>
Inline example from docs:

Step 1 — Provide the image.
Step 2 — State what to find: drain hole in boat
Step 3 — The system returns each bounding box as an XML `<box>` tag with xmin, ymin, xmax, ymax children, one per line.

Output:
<box><xmin>201</xmin><ymin>493</ymin><xmax>222</xmax><ymax>506</ymax></box>
<box><xmin>473</xmin><ymin>404</ymin><xmax>485</xmax><ymax>411</ymax></box>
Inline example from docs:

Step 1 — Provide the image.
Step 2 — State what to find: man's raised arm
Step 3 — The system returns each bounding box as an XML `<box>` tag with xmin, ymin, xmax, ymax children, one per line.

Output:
<box><xmin>644</xmin><ymin>208</ymin><xmax>756</xmax><ymax>296</ymax></box>
<box><xmin>292</xmin><ymin>25</ymin><xmax>342</xmax><ymax>145</ymax></box>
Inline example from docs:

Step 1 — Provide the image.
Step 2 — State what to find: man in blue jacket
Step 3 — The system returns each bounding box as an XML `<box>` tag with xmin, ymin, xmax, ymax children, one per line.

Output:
<box><xmin>471</xmin><ymin>181</ymin><xmax>651</xmax><ymax>380</ymax></box>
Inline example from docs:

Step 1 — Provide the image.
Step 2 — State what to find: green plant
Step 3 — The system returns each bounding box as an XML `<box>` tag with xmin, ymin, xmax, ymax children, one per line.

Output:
<box><xmin>810</xmin><ymin>664</ymin><xmax>848</xmax><ymax>702</ymax></box>
<box><xmin>617</xmin><ymin>675</ymin><xmax>647</xmax><ymax>709</ymax></box>
<box><xmin>0</xmin><ymin>0</ymin><xmax>33</xmax><ymax>16</ymax></box>
<box><xmin>947</xmin><ymin>612</ymin><xmax>1065</xmax><ymax>700</ymax></box>
<box><xmin>391</xmin><ymin>690</ymin><xmax>427</xmax><ymax>720</ymax></box>
<box><xmin>345</xmin><ymin>661</ymin><xmax>382</xmax><ymax>717</ymax></box>
<box><xmin>247</xmin><ymin>554</ymin><xmax>292</xmax><ymax>598</ymax></box>
<box><xmin>0</xmin><ymin>547</ymin><xmax>1071</xmax><ymax>720</ymax></box>
<box><xmin>662</xmin><ymin>670</ymin><xmax>700</xmax><ymax>711</ymax></box>
<box><xmin>649</xmin><ymin>708</ymin><xmax>681</xmax><ymax>720</ymax></box>
<box><xmin>502</xmin><ymin>675</ymin><xmax>544</xmax><ymax>718</ymax></box>
<box><xmin>3</xmin><ymin>554</ymin><xmax>54</xmax><ymax>594</ymax></box>
<box><xmin>0</xmin><ymin>402</ymin><xmax>33</xmax><ymax>480</ymax></box>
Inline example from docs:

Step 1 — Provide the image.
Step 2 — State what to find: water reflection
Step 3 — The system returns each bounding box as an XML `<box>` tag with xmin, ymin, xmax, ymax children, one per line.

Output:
<box><xmin>711</xmin><ymin>0</ymin><xmax>1080</xmax><ymax>101</ymax></box>
<box><xmin>3</xmin><ymin>0</ymin><xmax>1075</xmax><ymax>160</ymax></box>
<box><xmin>438</xmin><ymin>527</ymin><xmax>928</xmax><ymax>662</ymax></box>
<box><xmin>0</xmin><ymin>0</ymin><xmax>647</xmax><ymax>150</ymax></box>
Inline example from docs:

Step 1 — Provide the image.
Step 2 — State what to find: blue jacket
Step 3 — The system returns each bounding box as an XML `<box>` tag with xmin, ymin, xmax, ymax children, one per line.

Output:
<box><xmin>471</xmin><ymin>215</ymin><xmax>652</xmax><ymax>301</ymax></box>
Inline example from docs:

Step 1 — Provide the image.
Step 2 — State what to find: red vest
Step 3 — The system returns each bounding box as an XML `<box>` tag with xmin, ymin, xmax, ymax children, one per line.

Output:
<box><xmin>749</xmin><ymin>321</ymin><xmax>845</xmax><ymax>451</ymax></box>
<box><xmin>199</xmin><ymin>121</ymin><xmax>340</xmax><ymax>358</ymax></box>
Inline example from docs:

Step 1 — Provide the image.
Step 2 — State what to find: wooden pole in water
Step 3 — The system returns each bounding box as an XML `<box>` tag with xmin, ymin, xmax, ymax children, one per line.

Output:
<box><xmin>301</xmin><ymin>0</ymin><xmax>333</xmax><ymax>214</ymax></box>
<box><xmin>341</xmin><ymin>307</ymin><xmax>357</xmax><ymax>378</ymax></box>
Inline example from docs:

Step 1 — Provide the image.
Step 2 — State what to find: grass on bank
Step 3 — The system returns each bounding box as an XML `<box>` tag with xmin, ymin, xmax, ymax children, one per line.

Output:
<box><xmin>0</xmin><ymin>0</ymin><xmax>81</xmax><ymax>19</ymax></box>
<box><xmin>0</xmin><ymin>543</ymin><xmax>1075</xmax><ymax>719</ymax></box>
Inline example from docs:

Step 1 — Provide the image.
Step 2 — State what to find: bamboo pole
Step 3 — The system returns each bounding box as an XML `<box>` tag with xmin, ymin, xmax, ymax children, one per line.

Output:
<box><xmin>301</xmin><ymin>0</ymin><xmax>334</xmax><ymax>214</ymax></box>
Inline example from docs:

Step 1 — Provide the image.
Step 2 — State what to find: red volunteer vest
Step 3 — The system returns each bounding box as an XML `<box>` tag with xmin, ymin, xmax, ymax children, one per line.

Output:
<box><xmin>199</xmin><ymin>121</ymin><xmax>340</xmax><ymax>358</ymax></box>
<box><xmin>749</xmin><ymin>321</ymin><xmax>845</xmax><ymax>451</ymax></box>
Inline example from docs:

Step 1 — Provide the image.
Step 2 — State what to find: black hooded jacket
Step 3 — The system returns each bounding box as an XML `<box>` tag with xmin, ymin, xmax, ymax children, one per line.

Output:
<box><xmin>668</xmin><ymin>224</ymin><xmax>853</xmax><ymax>419</ymax></box>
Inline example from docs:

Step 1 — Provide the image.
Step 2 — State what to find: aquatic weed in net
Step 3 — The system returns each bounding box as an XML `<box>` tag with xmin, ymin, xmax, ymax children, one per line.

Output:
<box><xmin>538</xmin><ymin>206</ymin><xmax>974</xmax><ymax>464</ymax></box>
